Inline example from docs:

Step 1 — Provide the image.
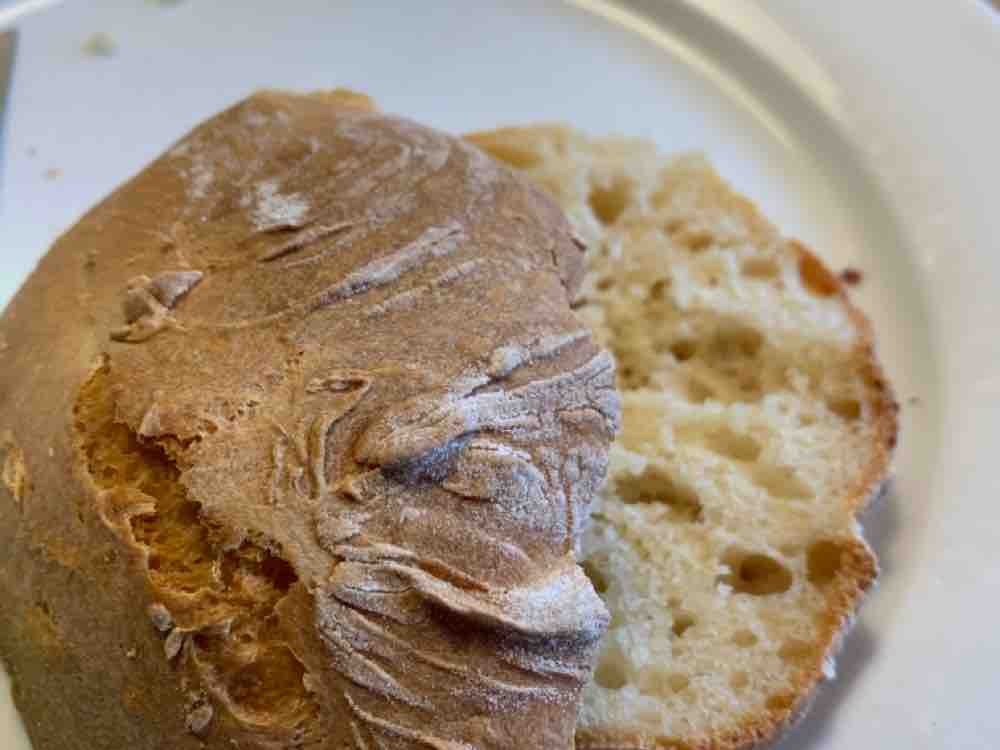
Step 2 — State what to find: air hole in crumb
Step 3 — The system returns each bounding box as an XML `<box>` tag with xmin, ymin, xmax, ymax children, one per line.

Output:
<box><xmin>686</xmin><ymin>378</ymin><xmax>715</xmax><ymax>404</ymax></box>
<box><xmin>581</xmin><ymin>559</ymin><xmax>609</xmax><ymax>594</ymax></box>
<box><xmin>778</xmin><ymin>638</ymin><xmax>814</xmax><ymax>665</ymax></box>
<box><xmin>798</xmin><ymin>253</ymin><xmax>839</xmax><ymax>297</ymax></box>
<box><xmin>607</xmin><ymin>332</ymin><xmax>649</xmax><ymax>387</ymax></box>
<box><xmin>737</xmin><ymin>374</ymin><xmax>761</xmax><ymax>396</ymax></box>
<box><xmin>616</xmin><ymin>467</ymin><xmax>703</xmax><ymax>522</ymax></box>
<box><xmin>669</xmin><ymin>339</ymin><xmax>698</xmax><ymax>362</ymax></box>
<box><xmin>261</xmin><ymin>553</ymin><xmax>297</xmax><ymax>590</ymax></box>
<box><xmin>732</xmin><ymin>629</ymin><xmax>758</xmax><ymax>647</ymax></box>
<box><xmin>671</xmin><ymin>612</ymin><xmax>695</xmax><ymax>638</ymax></box>
<box><xmin>618</xmin><ymin>364</ymin><xmax>650</xmax><ymax>391</ymax></box>
<box><xmin>667</xmin><ymin>221</ymin><xmax>714</xmax><ymax>252</ymax></box>
<box><xmin>766</xmin><ymin>693</ymin><xmax>795</xmax><ymax>713</ymax></box>
<box><xmin>649</xmin><ymin>278</ymin><xmax>670</xmax><ymax>300</ymax></box>
<box><xmin>797</xmin><ymin>413</ymin><xmax>818</xmax><ymax>427</ymax></box>
<box><xmin>730</xmin><ymin>671</ymin><xmax>749</xmax><ymax>690</ymax></box>
<box><xmin>710</xmin><ymin>324</ymin><xmax>764</xmax><ymax>359</ymax></box>
<box><xmin>827</xmin><ymin>396</ymin><xmax>862</xmax><ymax>421</ymax></box>
<box><xmin>595</xmin><ymin>276</ymin><xmax>615</xmax><ymax>292</ymax></box>
<box><xmin>667</xmin><ymin>674</ymin><xmax>690</xmax><ymax>692</ymax></box>
<box><xmin>594</xmin><ymin>648</ymin><xmax>628</xmax><ymax>689</ymax></box>
<box><xmin>720</xmin><ymin>550</ymin><xmax>793</xmax><ymax>596</ymax></box>
<box><xmin>638</xmin><ymin>669</ymin><xmax>690</xmax><ymax>699</ymax></box>
<box><xmin>683</xmin><ymin>232</ymin><xmax>713</xmax><ymax>251</ymax></box>
<box><xmin>741</xmin><ymin>257</ymin><xmax>781</xmax><ymax>279</ymax></box>
<box><xmin>861</xmin><ymin>367</ymin><xmax>886</xmax><ymax>392</ymax></box>
<box><xmin>637</xmin><ymin>668</ymin><xmax>668</xmax><ymax>697</ymax></box>
<box><xmin>588</xmin><ymin>177</ymin><xmax>632</xmax><ymax>226</ymax></box>
<box><xmin>752</xmin><ymin>465</ymin><xmax>814</xmax><ymax>500</ymax></box>
<box><xmin>807</xmin><ymin>540</ymin><xmax>846</xmax><ymax>585</ymax></box>
<box><xmin>706</xmin><ymin>428</ymin><xmax>762</xmax><ymax>462</ymax></box>
<box><xmin>220</xmin><ymin>543</ymin><xmax>298</xmax><ymax>593</ymax></box>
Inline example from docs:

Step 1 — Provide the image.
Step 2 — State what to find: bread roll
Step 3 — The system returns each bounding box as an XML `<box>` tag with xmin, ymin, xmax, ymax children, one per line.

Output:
<box><xmin>0</xmin><ymin>91</ymin><xmax>619</xmax><ymax>750</ymax></box>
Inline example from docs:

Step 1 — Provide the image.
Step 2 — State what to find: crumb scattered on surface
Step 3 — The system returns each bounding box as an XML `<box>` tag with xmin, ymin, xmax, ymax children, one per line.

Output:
<box><xmin>840</xmin><ymin>267</ymin><xmax>863</xmax><ymax>286</ymax></box>
<box><xmin>43</xmin><ymin>168</ymin><xmax>62</xmax><ymax>181</ymax></box>
<box><xmin>82</xmin><ymin>32</ymin><xmax>117</xmax><ymax>57</ymax></box>
<box><xmin>126</xmin><ymin>647</ymin><xmax>138</xmax><ymax>659</ymax></box>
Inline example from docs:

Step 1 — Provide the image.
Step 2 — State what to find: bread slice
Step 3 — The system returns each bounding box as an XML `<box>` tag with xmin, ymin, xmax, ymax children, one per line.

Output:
<box><xmin>0</xmin><ymin>93</ymin><xmax>618</xmax><ymax>750</ymax></box>
<box><xmin>467</xmin><ymin>126</ymin><xmax>898</xmax><ymax>749</ymax></box>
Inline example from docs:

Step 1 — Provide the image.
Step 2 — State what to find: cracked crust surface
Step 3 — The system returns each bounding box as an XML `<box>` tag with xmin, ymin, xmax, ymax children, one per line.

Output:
<box><xmin>0</xmin><ymin>92</ymin><xmax>619</xmax><ymax>750</ymax></box>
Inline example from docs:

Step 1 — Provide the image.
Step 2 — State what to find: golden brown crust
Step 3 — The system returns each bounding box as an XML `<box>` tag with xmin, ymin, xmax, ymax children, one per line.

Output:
<box><xmin>0</xmin><ymin>93</ymin><xmax>620</xmax><ymax>750</ymax></box>
<box><xmin>469</xmin><ymin>126</ymin><xmax>898</xmax><ymax>750</ymax></box>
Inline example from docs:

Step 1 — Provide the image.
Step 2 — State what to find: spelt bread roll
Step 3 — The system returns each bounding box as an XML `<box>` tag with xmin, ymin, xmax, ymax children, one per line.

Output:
<box><xmin>469</xmin><ymin>125</ymin><xmax>898</xmax><ymax>750</ymax></box>
<box><xmin>0</xmin><ymin>92</ymin><xmax>620</xmax><ymax>750</ymax></box>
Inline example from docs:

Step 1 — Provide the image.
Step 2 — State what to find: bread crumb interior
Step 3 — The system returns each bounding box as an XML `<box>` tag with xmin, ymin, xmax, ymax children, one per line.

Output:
<box><xmin>75</xmin><ymin>364</ymin><xmax>318</xmax><ymax>736</ymax></box>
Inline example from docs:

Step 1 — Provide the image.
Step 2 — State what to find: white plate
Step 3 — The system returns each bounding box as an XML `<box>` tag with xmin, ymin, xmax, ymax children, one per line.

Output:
<box><xmin>2</xmin><ymin>1</ymin><xmax>998</xmax><ymax>748</ymax></box>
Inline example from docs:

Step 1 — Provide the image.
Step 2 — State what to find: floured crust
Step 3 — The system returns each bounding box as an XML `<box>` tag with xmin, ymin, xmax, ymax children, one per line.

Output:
<box><xmin>468</xmin><ymin>124</ymin><xmax>897</xmax><ymax>750</ymax></box>
<box><xmin>0</xmin><ymin>94</ymin><xmax>619</xmax><ymax>750</ymax></box>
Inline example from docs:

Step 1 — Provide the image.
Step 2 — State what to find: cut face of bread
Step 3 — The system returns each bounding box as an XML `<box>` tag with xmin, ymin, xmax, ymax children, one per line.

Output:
<box><xmin>468</xmin><ymin>126</ymin><xmax>897</xmax><ymax>749</ymax></box>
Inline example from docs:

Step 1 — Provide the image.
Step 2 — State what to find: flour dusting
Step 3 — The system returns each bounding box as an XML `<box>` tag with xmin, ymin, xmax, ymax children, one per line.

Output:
<box><xmin>249</xmin><ymin>179</ymin><xmax>310</xmax><ymax>231</ymax></box>
<box><xmin>186</xmin><ymin>157</ymin><xmax>214</xmax><ymax>200</ymax></box>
